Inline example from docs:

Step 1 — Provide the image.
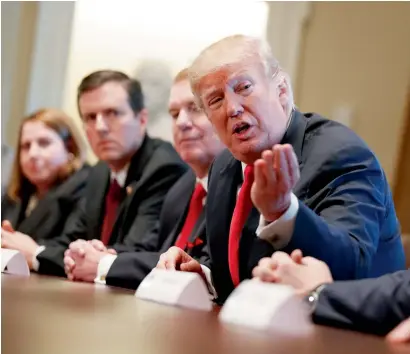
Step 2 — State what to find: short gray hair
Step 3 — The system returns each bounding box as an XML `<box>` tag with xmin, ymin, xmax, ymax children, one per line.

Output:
<box><xmin>188</xmin><ymin>34</ymin><xmax>294</xmax><ymax>114</ymax></box>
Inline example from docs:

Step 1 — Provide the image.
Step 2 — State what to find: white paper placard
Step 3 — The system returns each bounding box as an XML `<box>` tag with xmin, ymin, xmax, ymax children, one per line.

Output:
<box><xmin>219</xmin><ymin>279</ymin><xmax>313</xmax><ymax>335</ymax></box>
<box><xmin>135</xmin><ymin>269</ymin><xmax>212</xmax><ymax>311</ymax></box>
<box><xmin>1</xmin><ymin>249</ymin><xmax>30</xmax><ymax>276</ymax></box>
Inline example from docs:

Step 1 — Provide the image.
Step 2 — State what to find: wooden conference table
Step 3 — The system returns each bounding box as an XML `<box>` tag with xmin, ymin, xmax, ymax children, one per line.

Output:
<box><xmin>2</xmin><ymin>274</ymin><xmax>408</xmax><ymax>354</ymax></box>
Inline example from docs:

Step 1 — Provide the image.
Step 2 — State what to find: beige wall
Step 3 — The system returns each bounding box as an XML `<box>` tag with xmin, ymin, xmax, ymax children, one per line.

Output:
<box><xmin>1</xmin><ymin>1</ymin><xmax>38</xmax><ymax>146</ymax></box>
<box><xmin>296</xmin><ymin>2</ymin><xmax>410</xmax><ymax>187</ymax></box>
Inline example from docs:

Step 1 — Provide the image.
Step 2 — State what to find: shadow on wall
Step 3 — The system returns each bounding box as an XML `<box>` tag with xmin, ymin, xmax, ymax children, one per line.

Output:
<box><xmin>134</xmin><ymin>60</ymin><xmax>174</xmax><ymax>143</ymax></box>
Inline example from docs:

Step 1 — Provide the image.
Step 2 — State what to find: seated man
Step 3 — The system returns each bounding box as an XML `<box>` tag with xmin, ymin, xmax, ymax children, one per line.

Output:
<box><xmin>157</xmin><ymin>34</ymin><xmax>405</xmax><ymax>303</ymax></box>
<box><xmin>253</xmin><ymin>250</ymin><xmax>410</xmax><ymax>342</ymax></box>
<box><xmin>2</xmin><ymin>70</ymin><xmax>187</xmax><ymax>276</ymax></box>
<box><xmin>63</xmin><ymin>68</ymin><xmax>225</xmax><ymax>287</ymax></box>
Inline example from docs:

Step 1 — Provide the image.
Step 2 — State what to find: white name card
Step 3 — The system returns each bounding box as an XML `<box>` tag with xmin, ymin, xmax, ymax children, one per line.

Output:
<box><xmin>135</xmin><ymin>269</ymin><xmax>212</xmax><ymax>311</ymax></box>
<box><xmin>1</xmin><ymin>249</ymin><xmax>30</xmax><ymax>276</ymax></box>
<box><xmin>219</xmin><ymin>279</ymin><xmax>312</xmax><ymax>335</ymax></box>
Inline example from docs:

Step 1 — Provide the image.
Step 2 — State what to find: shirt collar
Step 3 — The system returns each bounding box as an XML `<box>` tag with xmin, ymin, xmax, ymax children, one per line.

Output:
<box><xmin>195</xmin><ymin>175</ymin><xmax>208</xmax><ymax>193</ymax></box>
<box><xmin>111</xmin><ymin>164</ymin><xmax>129</xmax><ymax>188</ymax></box>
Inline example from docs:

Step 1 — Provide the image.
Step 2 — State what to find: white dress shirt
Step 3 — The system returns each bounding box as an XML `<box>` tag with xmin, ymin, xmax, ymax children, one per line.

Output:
<box><xmin>32</xmin><ymin>165</ymin><xmax>129</xmax><ymax>272</ymax></box>
<box><xmin>94</xmin><ymin>174</ymin><xmax>209</xmax><ymax>285</ymax></box>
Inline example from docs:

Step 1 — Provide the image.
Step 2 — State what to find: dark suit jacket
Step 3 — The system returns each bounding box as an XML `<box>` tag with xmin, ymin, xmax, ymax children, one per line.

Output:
<box><xmin>106</xmin><ymin>170</ymin><xmax>208</xmax><ymax>290</ymax></box>
<box><xmin>37</xmin><ymin>135</ymin><xmax>188</xmax><ymax>276</ymax></box>
<box><xmin>1</xmin><ymin>166</ymin><xmax>90</xmax><ymax>242</ymax></box>
<box><xmin>206</xmin><ymin>110</ymin><xmax>405</xmax><ymax>303</ymax></box>
<box><xmin>313</xmin><ymin>270</ymin><xmax>410</xmax><ymax>336</ymax></box>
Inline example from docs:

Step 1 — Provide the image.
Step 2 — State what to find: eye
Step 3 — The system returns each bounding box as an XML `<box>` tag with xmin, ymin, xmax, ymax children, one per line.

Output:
<box><xmin>38</xmin><ymin>138</ymin><xmax>51</xmax><ymax>148</ymax></box>
<box><xmin>208</xmin><ymin>97</ymin><xmax>223</xmax><ymax>108</ymax></box>
<box><xmin>106</xmin><ymin>109</ymin><xmax>120</xmax><ymax>118</ymax></box>
<box><xmin>20</xmin><ymin>142</ymin><xmax>30</xmax><ymax>151</ymax></box>
<box><xmin>83</xmin><ymin>113</ymin><xmax>96</xmax><ymax>123</ymax></box>
<box><xmin>188</xmin><ymin>103</ymin><xmax>201</xmax><ymax>113</ymax></box>
<box><xmin>170</xmin><ymin>111</ymin><xmax>179</xmax><ymax>120</ymax></box>
<box><xmin>237</xmin><ymin>82</ymin><xmax>252</xmax><ymax>93</ymax></box>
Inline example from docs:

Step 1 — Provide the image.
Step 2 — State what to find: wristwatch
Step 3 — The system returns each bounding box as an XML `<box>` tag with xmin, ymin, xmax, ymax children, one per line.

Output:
<box><xmin>305</xmin><ymin>284</ymin><xmax>327</xmax><ymax>314</ymax></box>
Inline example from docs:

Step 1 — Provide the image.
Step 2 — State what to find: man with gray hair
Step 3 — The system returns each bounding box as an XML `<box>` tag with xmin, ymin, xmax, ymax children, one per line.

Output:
<box><xmin>157</xmin><ymin>34</ymin><xmax>405</xmax><ymax>303</ymax></box>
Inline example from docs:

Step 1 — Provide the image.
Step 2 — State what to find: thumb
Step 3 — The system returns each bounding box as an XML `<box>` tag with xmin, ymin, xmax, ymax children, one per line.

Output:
<box><xmin>107</xmin><ymin>249</ymin><xmax>117</xmax><ymax>255</ymax></box>
<box><xmin>290</xmin><ymin>249</ymin><xmax>303</xmax><ymax>264</ymax></box>
<box><xmin>2</xmin><ymin>220</ymin><xmax>15</xmax><ymax>233</ymax></box>
<box><xmin>301</xmin><ymin>256</ymin><xmax>321</xmax><ymax>266</ymax></box>
<box><xmin>180</xmin><ymin>259</ymin><xmax>200</xmax><ymax>273</ymax></box>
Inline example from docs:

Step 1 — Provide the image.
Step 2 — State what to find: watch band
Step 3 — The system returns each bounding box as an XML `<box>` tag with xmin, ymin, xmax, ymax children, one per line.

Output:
<box><xmin>305</xmin><ymin>284</ymin><xmax>327</xmax><ymax>314</ymax></box>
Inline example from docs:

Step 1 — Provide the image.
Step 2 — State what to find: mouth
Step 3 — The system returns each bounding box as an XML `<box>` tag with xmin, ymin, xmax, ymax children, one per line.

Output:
<box><xmin>232</xmin><ymin>122</ymin><xmax>251</xmax><ymax>135</ymax></box>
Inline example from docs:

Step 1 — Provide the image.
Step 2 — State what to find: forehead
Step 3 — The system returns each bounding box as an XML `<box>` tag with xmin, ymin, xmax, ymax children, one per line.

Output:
<box><xmin>196</xmin><ymin>59</ymin><xmax>264</xmax><ymax>95</ymax></box>
<box><xmin>79</xmin><ymin>81</ymin><xmax>129</xmax><ymax>113</ymax></box>
<box><xmin>21</xmin><ymin>121</ymin><xmax>59</xmax><ymax>141</ymax></box>
<box><xmin>168</xmin><ymin>80</ymin><xmax>194</xmax><ymax>107</ymax></box>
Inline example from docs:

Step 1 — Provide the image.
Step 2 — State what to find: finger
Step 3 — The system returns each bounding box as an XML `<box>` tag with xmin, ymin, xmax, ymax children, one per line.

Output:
<box><xmin>254</xmin><ymin>159</ymin><xmax>268</xmax><ymax>190</ymax></box>
<box><xmin>274</xmin><ymin>145</ymin><xmax>290</xmax><ymax>192</ymax></box>
<box><xmin>89</xmin><ymin>239</ymin><xmax>107</xmax><ymax>252</ymax></box>
<box><xmin>157</xmin><ymin>253</ymin><xmax>171</xmax><ymax>269</ymax></box>
<box><xmin>301</xmin><ymin>256</ymin><xmax>323</xmax><ymax>266</ymax></box>
<box><xmin>252</xmin><ymin>265</ymin><xmax>277</xmax><ymax>282</ymax></box>
<box><xmin>290</xmin><ymin>249</ymin><xmax>303</xmax><ymax>264</ymax></box>
<box><xmin>386</xmin><ymin>318</ymin><xmax>410</xmax><ymax>343</ymax></box>
<box><xmin>67</xmin><ymin>272</ymin><xmax>75</xmax><ymax>281</ymax></box>
<box><xmin>64</xmin><ymin>256</ymin><xmax>75</xmax><ymax>270</ymax></box>
<box><xmin>271</xmin><ymin>251</ymin><xmax>293</xmax><ymax>264</ymax></box>
<box><xmin>284</xmin><ymin>144</ymin><xmax>299</xmax><ymax>187</ymax></box>
<box><xmin>69</xmin><ymin>242</ymin><xmax>86</xmax><ymax>257</ymax></box>
<box><xmin>262</xmin><ymin>150</ymin><xmax>276</xmax><ymax>186</ymax></box>
<box><xmin>180</xmin><ymin>259</ymin><xmax>200</xmax><ymax>273</ymax></box>
<box><xmin>107</xmin><ymin>249</ymin><xmax>117</xmax><ymax>255</ymax></box>
<box><xmin>258</xmin><ymin>257</ymin><xmax>278</xmax><ymax>271</ymax></box>
<box><xmin>2</xmin><ymin>220</ymin><xmax>15</xmax><ymax>233</ymax></box>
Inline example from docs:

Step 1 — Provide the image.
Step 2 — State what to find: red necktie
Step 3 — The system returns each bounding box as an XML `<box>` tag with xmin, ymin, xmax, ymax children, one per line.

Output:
<box><xmin>101</xmin><ymin>179</ymin><xmax>123</xmax><ymax>245</ymax></box>
<box><xmin>174</xmin><ymin>183</ymin><xmax>207</xmax><ymax>250</ymax></box>
<box><xmin>228</xmin><ymin>165</ymin><xmax>255</xmax><ymax>287</ymax></box>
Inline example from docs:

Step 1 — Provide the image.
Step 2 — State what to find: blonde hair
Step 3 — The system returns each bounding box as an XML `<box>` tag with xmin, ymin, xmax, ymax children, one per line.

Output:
<box><xmin>7</xmin><ymin>108</ymin><xmax>86</xmax><ymax>202</ymax></box>
<box><xmin>173</xmin><ymin>67</ymin><xmax>190</xmax><ymax>84</ymax></box>
<box><xmin>188</xmin><ymin>34</ymin><xmax>294</xmax><ymax>114</ymax></box>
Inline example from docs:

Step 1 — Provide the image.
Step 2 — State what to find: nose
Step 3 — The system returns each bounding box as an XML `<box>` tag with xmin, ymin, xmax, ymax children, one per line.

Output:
<box><xmin>176</xmin><ymin>109</ymin><xmax>193</xmax><ymax>131</ymax></box>
<box><xmin>95</xmin><ymin>113</ymin><xmax>109</xmax><ymax>133</ymax></box>
<box><xmin>225</xmin><ymin>91</ymin><xmax>244</xmax><ymax>119</ymax></box>
<box><xmin>28</xmin><ymin>142</ymin><xmax>40</xmax><ymax>159</ymax></box>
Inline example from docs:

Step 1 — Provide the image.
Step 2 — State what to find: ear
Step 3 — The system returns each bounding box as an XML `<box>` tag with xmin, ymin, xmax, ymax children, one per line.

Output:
<box><xmin>277</xmin><ymin>78</ymin><xmax>289</xmax><ymax>110</ymax></box>
<box><xmin>137</xmin><ymin>108</ymin><xmax>148</xmax><ymax>127</ymax></box>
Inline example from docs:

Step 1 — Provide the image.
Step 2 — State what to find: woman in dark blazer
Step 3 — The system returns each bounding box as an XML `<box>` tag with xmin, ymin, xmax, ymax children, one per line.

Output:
<box><xmin>1</xmin><ymin>108</ymin><xmax>90</xmax><ymax>269</ymax></box>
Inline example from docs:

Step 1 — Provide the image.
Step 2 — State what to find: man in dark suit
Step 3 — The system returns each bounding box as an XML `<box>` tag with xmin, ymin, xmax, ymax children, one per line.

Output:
<box><xmin>62</xmin><ymin>68</ymin><xmax>225</xmax><ymax>286</ymax></box>
<box><xmin>253</xmin><ymin>250</ymin><xmax>410</xmax><ymax>341</ymax></box>
<box><xmin>26</xmin><ymin>70</ymin><xmax>187</xmax><ymax>277</ymax></box>
<box><xmin>157</xmin><ymin>35</ymin><xmax>405</xmax><ymax>303</ymax></box>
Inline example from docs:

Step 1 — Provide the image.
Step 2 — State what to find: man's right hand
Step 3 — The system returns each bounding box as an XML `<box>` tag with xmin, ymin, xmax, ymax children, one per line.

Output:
<box><xmin>157</xmin><ymin>246</ymin><xmax>203</xmax><ymax>273</ymax></box>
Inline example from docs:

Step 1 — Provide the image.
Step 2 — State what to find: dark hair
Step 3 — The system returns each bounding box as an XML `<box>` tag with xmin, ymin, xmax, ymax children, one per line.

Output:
<box><xmin>77</xmin><ymin>70</ymin><xmax>145</xmax><ymax>115</ymax></box>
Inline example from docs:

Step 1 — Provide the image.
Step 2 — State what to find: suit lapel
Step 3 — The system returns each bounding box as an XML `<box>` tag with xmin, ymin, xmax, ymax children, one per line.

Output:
<box><xmin>18</xmin><ymin>194</ymin><xmax>54</xmax><ymax>236</ymax></box>
<box><xmin>208</xmin><ymin>153</ymin><xmax>242</xmax><ymax>289</ymax></box>
<box><xmin>5</xmin><ymin>200</ymin><xmax>24</xmax><ymax>228</ymax></box>
<box><xmin>87</xmin><ymin>166</ymin><xmax>110</xmax><ymax>239</ymax></box>
<box><xmin>160</xmin><ymin>173</ymin><xmax>196</xmax><ymax>251</ymax></box>
<box><xmin>109</xmin><ymin>136</ymin><xmax>155</xmax><ymax>243</ymax></box>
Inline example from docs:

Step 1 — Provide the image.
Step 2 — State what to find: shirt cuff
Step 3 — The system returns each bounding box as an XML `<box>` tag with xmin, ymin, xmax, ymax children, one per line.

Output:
<box><xmin>256</xmin><ymin>192</ymin><xmax>299</xmax><ymax>249</ymax></box>
<box><xmin>94</xmin><ymin>254</ymin><xmax>118</xmax><ymax>285</ymax></box>
<box><xmin>200</xmin><ymin>265</ymin><xmax>218</xmax><ymax>300</ymax></box>
<box><xmin>32</xmin><ymin>245</ymin><xmax>46</xmax><ymax>272</ymax></box>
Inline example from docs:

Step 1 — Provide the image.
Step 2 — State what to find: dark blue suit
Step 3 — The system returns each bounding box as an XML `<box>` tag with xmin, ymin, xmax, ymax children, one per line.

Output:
<box><xmin>313</xmin><ymin>270</ymin><xmax>410</xmax><ymax>335</ymax></box>
<box><xmin>206</xmin><ymin>110</ymin><xmax>405</xmax><ymax>303</ymax></box>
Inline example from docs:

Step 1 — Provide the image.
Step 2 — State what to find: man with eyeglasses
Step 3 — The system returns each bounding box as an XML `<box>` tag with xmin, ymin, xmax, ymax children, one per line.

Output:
<box><xmin>27</xmin><ymin>70</ymin><xmax>187</xmax><ymax>277</ymax></box>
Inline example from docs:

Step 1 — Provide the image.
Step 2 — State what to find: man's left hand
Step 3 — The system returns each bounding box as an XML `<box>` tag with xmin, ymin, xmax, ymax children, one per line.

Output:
<box><xmin>1</xmin><ymin>228</ymin><xmax>38</xmax><ymax>270</ymax></box>
<box><xmin>251</xmin><ymin>144</ymin><xmax>300</xmax><ymax>222</ymax></box>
